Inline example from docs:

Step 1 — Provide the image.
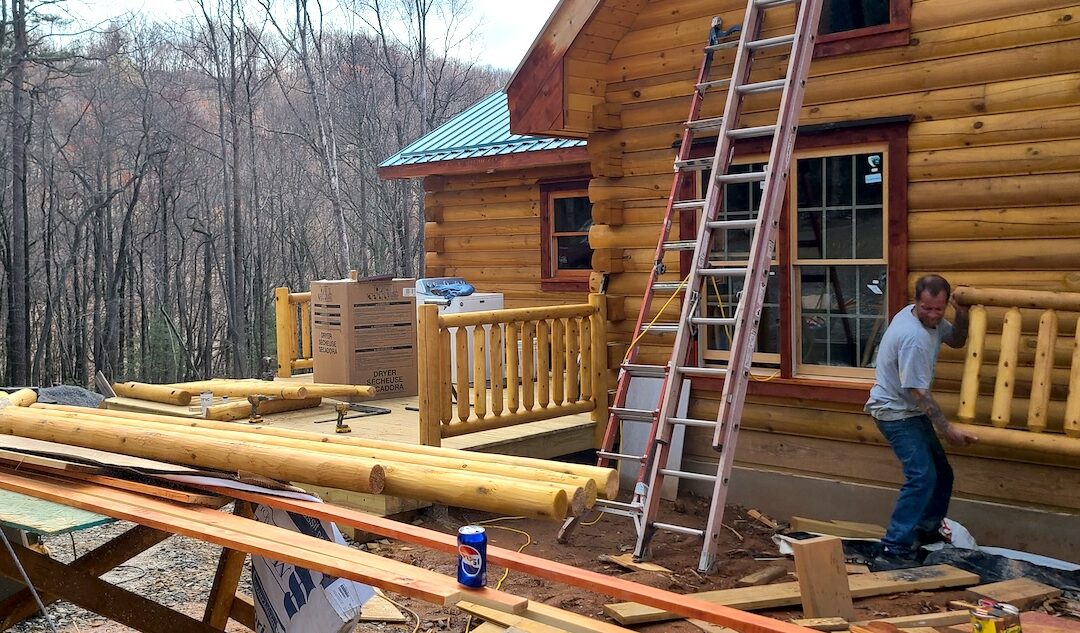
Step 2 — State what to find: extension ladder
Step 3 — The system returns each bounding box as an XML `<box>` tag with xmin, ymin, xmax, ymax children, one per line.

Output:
<box><xmin>558</xmin><ymin>0</ymin><xmax>823</xmax><ymax>572</ymax></box>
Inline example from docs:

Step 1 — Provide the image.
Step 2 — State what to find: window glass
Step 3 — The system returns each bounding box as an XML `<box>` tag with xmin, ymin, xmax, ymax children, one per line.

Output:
<box><xmin>820</xmin><ymin>0</ymin><xmax>891</xmax><ymax>35</ymax></box>
<box><xmin>544</xmin><ymin>190</ymin><xmax>593</xmax><ymax>279</ymax></box>
<box><xmin>799</xmin><ymin>265</ymin><xmax>887</xmax><ymax>368</ymax></box>
<box><xmin>554</xmin><ymin>197</ymin><xmax>592</xmax><ymax>233</ymax></box>
<box><xmin>557</xmin><ymin>235</ymin><xmax>592</xmax><ymax>270</ymax></box>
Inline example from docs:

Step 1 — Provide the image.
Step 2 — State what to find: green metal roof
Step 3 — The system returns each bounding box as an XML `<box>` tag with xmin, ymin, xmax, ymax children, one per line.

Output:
<box><xmin>379</xmin><ymin>92</ymin><xmax>586</xmax><ymax>169</ymax></box>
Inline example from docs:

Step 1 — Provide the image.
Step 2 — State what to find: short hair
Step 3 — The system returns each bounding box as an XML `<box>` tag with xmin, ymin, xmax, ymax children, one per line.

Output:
<box><xmin>915</xmin><ymin>274</ymin><xmax>951</xmax><ymax>301</ymax></box>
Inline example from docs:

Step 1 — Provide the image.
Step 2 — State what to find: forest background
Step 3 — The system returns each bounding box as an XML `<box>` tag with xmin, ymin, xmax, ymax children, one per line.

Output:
<box><xmin>0</xmin><ymin>0</ymin><xmax>510</xmax><ymax>388</ymax></box>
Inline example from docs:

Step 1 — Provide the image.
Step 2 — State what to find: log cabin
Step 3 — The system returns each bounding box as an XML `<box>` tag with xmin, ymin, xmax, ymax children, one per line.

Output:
<box><xmin>382</xmin><ymin>1</ymin><xmax>1080</xmax><ymax>559</ymax></box>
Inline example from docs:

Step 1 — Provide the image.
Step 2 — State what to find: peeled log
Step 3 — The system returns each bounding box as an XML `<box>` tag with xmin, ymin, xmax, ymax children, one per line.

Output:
<box><xmin>991</xmin><ymin>308</ymin><xmax>1023</xmax><ymax>428</ymax></box>
<box><xmin>954</xmin><ymin>286</ymin><xmax>1080</xmax><ymax>312</ymax></box>
<box><xmin>169</xmin><ymin>380</ymin><xmax>309</xmax><ymax>400</ymax></box>
<box><xmin>0</xmin><ymin>409</ymin><xmax>385</xmax><ymax>495</ymax></box>
<box><xmin>32</xmin><ymin>405</ymin><xmax>594</xmax><ymax>513</ymax></box>
<box><xmin>113</xmin><ymin>382</ymin><xmax>192</xmax><ymax>406</ymax></box>
<box><xmin>957</xmin><ymin>306</ymin><xmax>987</xmax><ymax>423</ymax></box>
<box><xmin>1065</xmin><ymin>319</ymin><xmax>1080</xmax><ymax>439</ymax></box>
<box><xmin>0</xmin><ymin>389</ymin><xmax>37</xmax><ymax>407</ymax></box>
<box><xmin>1027</xmin><ymin>310</ymin><xmax>1058</xmax><ymax>433</ymax></box>
<box><xmin>36</xmin><ymin>404</ymin><xmax>617</xmax><ymax>500</ymax></box>
<box><xmin>205</xmin><ymin>397</ymin><xmax>323</xmax><ymax>421</ymax></box>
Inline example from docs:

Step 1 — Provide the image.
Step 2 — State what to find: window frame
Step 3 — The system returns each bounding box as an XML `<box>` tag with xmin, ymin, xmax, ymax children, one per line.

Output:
<box><xmin>814</xmin><ymin>0</ymin><xmax>912</xmax><ymax>58</ymax></box>
<box><xmin>684</xmin><ymin>120</ymin><xmax>909</xmax><ymax>401</ymax></box>
<box><xmin>539</xmin><ymin>179</ymin><xmax>593</xmax><ymax>292</ymax></box>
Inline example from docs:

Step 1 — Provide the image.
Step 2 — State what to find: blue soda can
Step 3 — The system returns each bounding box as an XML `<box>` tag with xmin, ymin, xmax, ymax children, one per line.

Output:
<box><xmin>457</xmin><ymin>525</ymin><xmax>487</xmax><ymax>587</ymax></box>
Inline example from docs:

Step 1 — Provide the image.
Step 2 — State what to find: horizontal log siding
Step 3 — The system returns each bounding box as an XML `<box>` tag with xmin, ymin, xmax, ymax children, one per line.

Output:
<box><xmin>567</xmin><ymin>0</ymin><xmax>1080</xmax><ymax>493</ymax></box>
<box><xmin>423</xmin><ymin>163</ymin><xmax>591</xmax><ymax>308</ymax></box>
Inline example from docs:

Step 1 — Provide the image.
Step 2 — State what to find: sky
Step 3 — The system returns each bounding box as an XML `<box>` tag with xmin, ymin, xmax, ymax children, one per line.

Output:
<box><xmin>65</xmin><ymin>0</ymin><xmax>560</xmax><ymax>70</ymax></box>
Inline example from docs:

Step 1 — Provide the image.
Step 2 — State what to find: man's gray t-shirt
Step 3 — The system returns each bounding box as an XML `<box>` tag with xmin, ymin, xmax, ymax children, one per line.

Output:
<box><xmin>865</xmin><ymin>305</ymin><xmax>953</xmax><ymax>421</ymax></box>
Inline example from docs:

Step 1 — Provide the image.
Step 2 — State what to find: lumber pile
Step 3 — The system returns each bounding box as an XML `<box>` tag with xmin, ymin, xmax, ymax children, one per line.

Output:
<box><xmin>3</xmin><ymin>404</ymin><xmax>617</xmax><ymax>520</ymax></box>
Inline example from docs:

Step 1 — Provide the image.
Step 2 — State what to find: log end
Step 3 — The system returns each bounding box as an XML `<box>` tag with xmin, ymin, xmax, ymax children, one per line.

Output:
<box><xmin>368</xmin><ymin>465</ymin><xmax>386</xmax><ymax>495</ymax></box>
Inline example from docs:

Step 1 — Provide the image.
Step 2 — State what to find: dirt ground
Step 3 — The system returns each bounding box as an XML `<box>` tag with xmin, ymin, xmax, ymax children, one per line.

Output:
<box><xmin>11</xmin><ymin>496</ymin><xmax>974</xmax><ymax>633</ymax></box>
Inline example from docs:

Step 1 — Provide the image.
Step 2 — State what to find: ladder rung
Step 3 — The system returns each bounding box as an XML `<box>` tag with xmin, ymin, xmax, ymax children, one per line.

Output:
<box><xmin>597</xmin><ymin>450</ymin><xmax>645</xmax><ymax>462</ymax></box>
<box><xmin>651</xmin><ymin>281</ymin><xmax>686</xmax><ymax>293</ymax></box>
<box><xmin>704</xmin><ymin>40</ymin><xmax>739</xmax><ymax>53</ymax></box>
<box><xmin>756</xmin><ymin>0</ymin><xmax>798</xmax><ymax>7</ymax></box>
<box><xmin>660</xmin><ymin>468</ymin><xmax>718</xmax><ymax>483</ymax></box>
<box><xmin>695</xmin><ymin>80</ymin><xmax>731</xmax><ymax>94</ymax></box>
<box><xmin>669</xmin><ymin>417</ymin><xmax>719</xmax><ymax>429</ymax></box>
<box><xmin>677</xmin><ymin>366</ymin><xmax>728</xmax><ymax>378</ymax></box>
<box><xmin>673</xmin><ymin>199</ymin><xmax>706</xmax><ymax>211</ymax></box>
<box><xmin>728</xmin><ymin>125</ymin><xmax>777</xmax><ymax>140</ymax></box>
<box><xmin>622</xmin><ymin>363</ymin><xmax>667</xmax><ymax>378</ymax></box>
<box><xmin>746</xmin><ymin>34</ymin><xmax>795</xmax><ymax>51</ymax></box>
<box><xmin>687</xmin><ymin>114</ymin><xmax>726</xmax><ymax>131</ymax></box>
<box><xmin>595</xmin><ymin>498</ymin><xmax>640</xmax><ymax>513</ymax></box>
<box><xmin>610</xmin><ymin>406</ymin><xmax>656</xmax><ymax>423</ymax></box>
<box><xmin>674</xmin><ymin>157</ymin><xmax>713</xmax><ymax>172</ymax></box>
<box><xmin>651</xmin><ymin>522</ymin><xmax>706</xmax><ymax>538</ymax></box>
<box><xmin>641</xmin><ymin>323</ymin><xmax>679</xmax><ymax>334</ymax></box>
<box><xmin>663</xmin><ymin>240</ymin><xmax>697</xmax><ymax>251</ymax></box>
<box><xmin>699</xmin><ymin>267</ymin><xmax>748</xmax><ymax>278</ymax></box>
<box><xmin>707</xmin><ymin>218</ymin><xmax>759</xmax><ymax>231</ymax></box>
<box><xmin>737</xmin><ymin>79</ymin><xmax>787</xmax><ymax>95</ymax></box>
<box><xmin>715</xmin><ymin>171</ymin><xmax>766</xmax><ymax>184</ymax></box>
<box><xmin>691</xmin><ymin>316</ymin><xmax>737</xmax><ymax>327</ymax></box>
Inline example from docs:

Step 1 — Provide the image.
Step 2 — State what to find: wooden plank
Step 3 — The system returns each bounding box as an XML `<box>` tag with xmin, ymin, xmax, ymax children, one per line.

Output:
<box><xmin>853</xmin><ymin>611</ymin><xmax>972</xmax><ymax>627</ymax></box>
<box><xmin>0</xmin><ymin>448</ymin><xmax>104</xmax><ymax>474</ymax></box>
<box><xmin>194</xmin><ymin>483</ymin><xmax>823</xmax><ymax>633</ymax></box>
<box><xmin>793</xmin><ymin>617</ymin><xmax>850</xmax><ymax>631</ymax></box>
<box><xmin>0</xmin><ymin>489</ymin><xmax>112</xmax><ymax>535</ymax></box>
<box><xmin>0</xmin><ymin>540</ymin><xmax>220</xmax><ymax>633</ymax></box>
<box><xmin>790</xmin><ymin>517</ymin><xmax>886</xmax><ymax>539</ymax></box>
<box><xmin>457</xmin><ymin>601</ymin><xmax>576</xmax><ymax>632</ymax></box>
<box><xmin>737</xmin><ymin>565</ymin><xmax>789</xmax><ymax>588</ymax></box>
<box><xmin>791</xmin><ymin>537</ymin><xmax>856</xmax><ymax>621</ymax></box>
<box><xmin>604</xmin><ymin>565</ymin><xmax>981</xmax><ymax>625</ymax></box>
<box><xmin>967</xmin><ymin>578</ymin><xmax>1063</xmax><ymax>610</ymax></box>
<box><xmin>0</xmin><ymin>524</ymin><xmax>170</xmax><ymax>630</ymax></box>
<box><xmin>0</xmin><ymin>469</ymin><xmax>526</xmax><ymax>615</ymax></box>
<box><xmin>358</xmin><ymin>590</ymin><xmax>408</xmax><ymax>623</ymax></box>
<box><xmin>599</xmin><ymin>552</ymin><xmax>672</xmax><ymax>573</ymax></box>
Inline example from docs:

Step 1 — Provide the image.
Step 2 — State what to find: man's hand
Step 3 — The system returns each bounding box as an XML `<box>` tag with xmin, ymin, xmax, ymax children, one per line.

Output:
<box><xmin>945</xmin><ymin>294</ymin><xmax>970</xmax><ymax>348</ymax></box>
<box><xmin>944</xmin><ymin>424</ymin><xmax>978</xmax><ymax>447</ymax></box>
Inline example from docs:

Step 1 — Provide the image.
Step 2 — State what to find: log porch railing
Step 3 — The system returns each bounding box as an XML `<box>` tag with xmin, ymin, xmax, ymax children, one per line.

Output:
<box><xmin>416</xmin><ymin>295</ymin><xmax>609</xmax><ymax>447</ymax></box>
<box><xmin>953</xmin><ymin>286</ymin><xmax>1080</xmax><ymax>437</ymax></box>
<box><xmin>273</xmin><ymin>287</ymin><xmax>313</xmax><ymax>378</ymax></box>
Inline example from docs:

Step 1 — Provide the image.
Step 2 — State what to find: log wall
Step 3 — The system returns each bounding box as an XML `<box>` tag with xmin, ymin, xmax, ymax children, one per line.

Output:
<box><xmin>422</xmin><ymin>162</ymin><xmax>592</xmax><ymax>308</ymax></box>
<box><xmin>559</xmin><ymin>0</ymin><xmax>1080</xmax><ymax>508</ymax></box>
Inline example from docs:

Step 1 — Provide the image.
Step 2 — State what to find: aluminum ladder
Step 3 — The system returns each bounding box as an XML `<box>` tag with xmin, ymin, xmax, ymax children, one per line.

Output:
<box><xmin>559</xmin><ymin>0</ymin><xmax>824</xmax><ymax>573</ymax></box>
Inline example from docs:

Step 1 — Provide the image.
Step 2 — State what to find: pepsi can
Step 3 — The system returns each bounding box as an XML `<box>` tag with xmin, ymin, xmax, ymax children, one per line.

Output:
<box><xmin>457</xmin><ymin>525</ymin><xmax>487</xmax><ymax>587</ymax></box>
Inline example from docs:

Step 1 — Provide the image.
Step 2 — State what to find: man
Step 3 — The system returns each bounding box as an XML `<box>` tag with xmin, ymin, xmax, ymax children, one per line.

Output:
<box><xmin>865</xmin><ymin>274</ymin><xmax>978</xmax><ymax>565</ymax></box>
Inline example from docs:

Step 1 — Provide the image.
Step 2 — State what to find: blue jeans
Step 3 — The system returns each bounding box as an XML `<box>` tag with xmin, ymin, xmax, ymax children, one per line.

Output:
<box><xmin>874</xmin><ymin>415</ymin><xmax>954</xmax><ymax>555</ymax></box>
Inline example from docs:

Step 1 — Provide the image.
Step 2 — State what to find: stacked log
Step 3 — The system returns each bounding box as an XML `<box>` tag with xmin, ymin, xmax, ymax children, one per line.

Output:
<box><xmin>10</xmin><ymin>404</ymin><xmax>616</xmax><ymax>521</ymax></box>
<box><xmin>0</xmin><ymin>389</ymin><xmax>37</xmax><ymax>407</ymax></box>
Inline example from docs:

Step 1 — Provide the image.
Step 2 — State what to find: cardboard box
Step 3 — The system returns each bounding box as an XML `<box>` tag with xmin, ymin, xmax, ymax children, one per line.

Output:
<box><xmin>312</xmin><ymin>277</ymin><xmax>418</xmax><ymax>399</ymax></box>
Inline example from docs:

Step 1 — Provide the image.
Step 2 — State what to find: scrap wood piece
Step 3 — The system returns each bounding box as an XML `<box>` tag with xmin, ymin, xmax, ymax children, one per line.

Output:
<box><xmin>473</xmin><ymin>624</ymin><xmax>510</xmax><ymax>633</ymax></box>
<box><xmin>853</xmin><ymin>611</ymin><xmax>972</xmax><ymax>627</ymax></box>
<box><xmin>604</xmin><ymin>565</ymin><xmax>982</xmax><ymax>625</ymax></box>
<box><xmin>358</xmin><ymin>590</ymin><xmax>408</xmax><ymax>623</ymax></box>
<box><xmin>456</xmin><ymin>601</ymin><xmax>574</xmax><ymax>633</ymax></box>
<box><xmin>967</xmin><ymin>577</ymin><xmax>1062</xmax><ymax>610</ymax></box>
<box><xmin>0</xmin><ymin>448</ymin><xmax>104</xmax><ymax>474</ymax></box>
<box><xmin>0</xmin><ymin>468</ymin><xmax>528</xmax><ymax>615</ymax></box>
<box><xmin>792</xmin><ymin>536</ymin><xmax>855</xmax><ymax>621</ymax></box>
<box><xmin>749</xmin><ymin>509</ymin><xmax>781</xmax><ymax>529</ymax></box>
<box><xmin>738</xmin><ymin>565</ymin><xmax>789</xmax><ymax>587</ymax></box>
<box><xmin>793</xmin><ymin>617</ymin><xmax>849</xmax><ymax>631</ymax></box>
<box><xmin>195</xmin><ymin>484</ymin><xmax>820</xmax><ymax>633</ymax></box>
<box><xmin>690</xmin><ymin>620</ymin><xmax>737</xmax><ymax>632</ymax></box>
<box><xmin>790</xmin><ymin>517</ymin><xmax>886</xmax><ymax>539</ymax></box>
<box><xmin>599</xmin><ymin>552</ymin><xmax>672</xmax><ymax>573</ymax></box>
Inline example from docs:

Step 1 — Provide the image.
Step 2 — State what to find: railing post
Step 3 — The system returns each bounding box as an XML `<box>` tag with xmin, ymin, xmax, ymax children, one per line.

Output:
<box><xmin>417</xmin><ymin>303</ymin><xmax>443</xmax><ymax>446</ymax></box>
<box><xmin>957</xmin><ymin>305</ymin><xmax>987</xmax><ymax>422</ymax></box>
<box><xmin>1065</xmin><ymin>319</ymin><xmax>1080</xmax><ymax>438</ymax></box>
<box><xmin>274</xmin><ymin>287</ymin><xmax>293</xmax><ymax>378</ymax></box>
<box><xmin>589</xmin><ymin>293</ymin><xmax>609</xmax><ymax>449</ymax></box>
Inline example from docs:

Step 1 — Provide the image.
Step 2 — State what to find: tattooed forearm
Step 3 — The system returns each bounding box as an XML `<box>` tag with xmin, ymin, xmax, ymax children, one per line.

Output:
<box><xmin>910</xmin><ymin>388</ymin><xmax>949</xmax><ymax>433</ymax></box>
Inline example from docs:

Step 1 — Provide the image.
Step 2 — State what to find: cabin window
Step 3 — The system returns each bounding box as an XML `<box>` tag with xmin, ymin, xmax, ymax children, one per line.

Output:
<box><xmin>695</xmin><ymin>121</ymin><xmax>908</xmax><ymax>390</ymax></box>
<box><xmin>540</xmin><ymin>181</ymin><xmax>593</xmax><ymax>291</ymax></box>
<box><xmin>815</xmin><ymin>0</ymin><xmax>911</xmax><ymax>57</ymax></box>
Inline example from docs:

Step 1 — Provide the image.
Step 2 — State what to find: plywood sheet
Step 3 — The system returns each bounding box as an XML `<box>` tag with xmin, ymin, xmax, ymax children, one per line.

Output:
<box><xmin>0</xmin><ymin>489</ymin><xmax>112</xmax><ymax>535</ymax></box>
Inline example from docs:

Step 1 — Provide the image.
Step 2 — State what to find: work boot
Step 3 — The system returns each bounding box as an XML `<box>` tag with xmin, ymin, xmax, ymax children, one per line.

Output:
<box><xmin>867</xmin><ymin>545</ymin><xmax>921</xmax><ymax>572</ymax></box>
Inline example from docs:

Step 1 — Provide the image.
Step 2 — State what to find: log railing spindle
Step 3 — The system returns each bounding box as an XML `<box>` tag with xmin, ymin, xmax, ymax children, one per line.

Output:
<box><xmin>957</xmin><ymin>305</ymin><xmax>987</xmax><ymax>423</ymax></box>
<box><xmin>1027</xmin><ymin>309</ymin><xmax>1058</xmax><ymax>432</ymax></box>
<box><xmin>506</xmin><ymin>322</ymin><xmax>520</xmax><ymax>414</ymax></box>
<box><xmin>990</xmin><ymin>307</ymin><xmax>1022</xmax><ymax>428</ymax></box>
